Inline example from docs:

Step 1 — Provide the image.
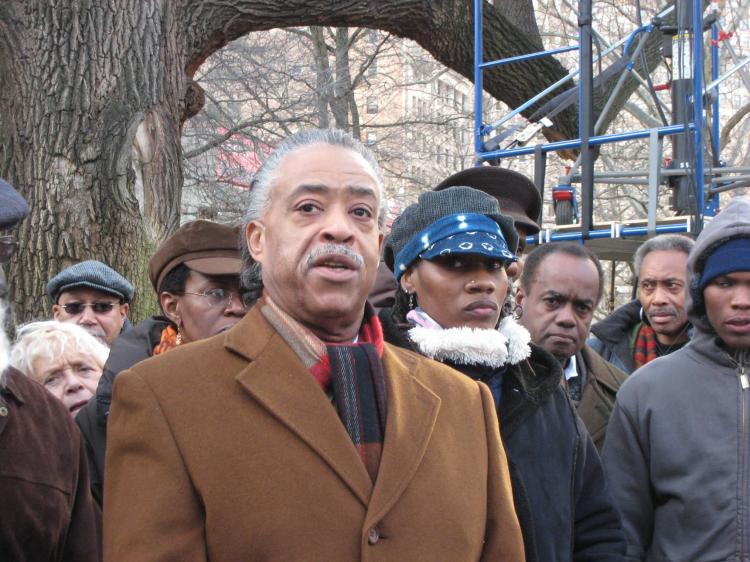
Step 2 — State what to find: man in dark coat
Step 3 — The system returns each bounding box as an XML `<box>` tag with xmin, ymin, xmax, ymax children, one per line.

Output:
<box><xmin>516</xmin><ymin>242</ymin><xmax>628</xmax><ymax>451</ymax></box>
<box><xmin>0</xmin><ymin>178</ymin><xmax>101</xmax><ymax>561</ymax></box>
<box><xmin>588</xmin><ymin>234</ymin><xmax>694</xmax><ymax>374</ymax></box>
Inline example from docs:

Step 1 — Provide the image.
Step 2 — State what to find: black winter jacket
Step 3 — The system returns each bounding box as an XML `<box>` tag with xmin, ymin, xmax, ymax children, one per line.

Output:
<box><xmin>379</xmin><ymin>309</ymin><xmax>626</xmax><ymax>562</ymax></box>
<box><xmin>587</xmin><ymin>300</ymin><xmax>642</xmax><ymax>374</ymax></box>
<box><xmin>76</xmin><ymin>316</ymin><xmax>172</xmax><ymax>504</ymax></box>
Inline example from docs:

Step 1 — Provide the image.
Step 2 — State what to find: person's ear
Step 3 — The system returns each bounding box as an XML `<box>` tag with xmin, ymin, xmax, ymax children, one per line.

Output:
<box><xmin>515</xmin><ymin>286</ymin><xmax>526</xmax><ymax>308</ymax></box>
<box><xmin>119</xmin><ymin>303</ymin><xmax>129</xmax><ymax>318</ymax></box>
<box><xmin>400</xmin><ymin>268</ymin><xmax>416</xmax><ymax>295</ymax></box>
<box><xmin>506</xmin><ymin>261</ymin><xmax>520</xmax><ymax>280</ymax></box>
<box><xmin>246</xmin><ymin>221</ymin><xmax>266</xmax><ymax>262</ymax></box>
<box><xmin>52</xmin><ymin>304</ymin><xmax>62</xmax><ymax>320</ymax></box>
<box><xmin>160</xmin><ymin>292</ymin><xmax>182</xmax><ymax>327</ymax></box>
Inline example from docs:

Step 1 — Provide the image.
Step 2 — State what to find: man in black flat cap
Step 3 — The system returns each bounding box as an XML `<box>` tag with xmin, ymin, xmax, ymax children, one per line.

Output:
<box><xmin>435</xmin><ymin>166</ymin><xmax>542</xmax><ymax>256</ymax></box>
<box><xmin>48</xmin><ymin>260</ymin><xmax>134</xmax><ymax>346</ymax></box>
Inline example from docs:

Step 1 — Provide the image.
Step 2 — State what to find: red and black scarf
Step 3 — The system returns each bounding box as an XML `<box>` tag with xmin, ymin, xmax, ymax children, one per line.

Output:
<box><xmin>259</xmin><ymin>296</ymin><xmax>387</xmax><ymax>483</ymax></box>
<box><xmin>633</xmin><ymin>323</ymin><xmax>659</xmax><ymax>368</ymax></box>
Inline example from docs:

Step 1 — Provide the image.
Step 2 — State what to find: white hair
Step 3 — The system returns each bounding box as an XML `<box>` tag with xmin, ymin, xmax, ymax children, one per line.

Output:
<box><xmin>240</xmin><ymin>128</ymin><xmax>388</xmax><ymax>294</ymax></box>
<box><xmin>10</xmin><ymin>320</ymin><xmax>109</xmax><ymax>382</ymax></box>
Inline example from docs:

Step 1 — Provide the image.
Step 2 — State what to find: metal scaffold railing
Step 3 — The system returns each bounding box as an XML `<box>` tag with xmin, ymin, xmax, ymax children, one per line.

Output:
<box><xmin>472</xmin><ymin>0</ymin><xmax>750</xmax><ymax>254</ymax></box>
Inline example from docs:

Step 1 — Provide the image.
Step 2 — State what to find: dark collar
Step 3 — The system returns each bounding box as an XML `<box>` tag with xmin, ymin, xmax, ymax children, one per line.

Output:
<box><xmin>1</xmin><ymin>367</ymin><xmax>26</xmax><ymax>405</ymax></box>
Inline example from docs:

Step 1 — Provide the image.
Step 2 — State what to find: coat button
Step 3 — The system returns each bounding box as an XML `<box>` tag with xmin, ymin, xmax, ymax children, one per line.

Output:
<box><xmin>0</xmin><ymin>406</ymin><xmax>7</xmax><ymax>416</ymax></box>
<box><xmin>367</xmin><ymin>526</ymin><xmax>380</xmax><ymax>545</ymax></box>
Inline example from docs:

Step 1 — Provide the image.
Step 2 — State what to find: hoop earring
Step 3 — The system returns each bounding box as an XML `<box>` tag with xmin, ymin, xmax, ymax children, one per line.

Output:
<box><xmin>512</xmin><ymin>304</ymin><xmax>524</xmax><ymax>320</ymax></box>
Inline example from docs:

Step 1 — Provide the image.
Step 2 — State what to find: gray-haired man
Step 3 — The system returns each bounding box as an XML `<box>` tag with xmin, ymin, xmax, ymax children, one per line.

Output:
<box><xmin>103</xmin><ymin>129</ymin><xmax>524</xmax><ymax>561</ymax></box>
<box><xmin>588</xmin><ymin>234</ymin><xmax>694</xmax><ymax>373</ymax></box>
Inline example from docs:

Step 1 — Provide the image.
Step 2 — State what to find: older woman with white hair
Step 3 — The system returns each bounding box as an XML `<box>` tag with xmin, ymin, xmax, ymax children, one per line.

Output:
<box><xmin>11</xmin><ymin>320</ymin><xmax>109</xmax><ymax>417</ymax></box>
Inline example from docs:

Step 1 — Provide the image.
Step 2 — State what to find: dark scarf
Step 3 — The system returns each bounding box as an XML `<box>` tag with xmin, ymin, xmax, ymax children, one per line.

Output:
<box><xmin>259</xmin><ymin>296</ymin><xmax>387</xmax><ymax>482</ymax></box>
<box><xmin>633</xmin><ymin>323</ymin><xmax>658</xmax><ymax>368</ymax></box>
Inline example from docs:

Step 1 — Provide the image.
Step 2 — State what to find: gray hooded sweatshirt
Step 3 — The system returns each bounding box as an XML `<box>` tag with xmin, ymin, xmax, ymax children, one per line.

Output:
<box><xmin>603</xmin><ymin>196</ymin><xmax>750</xmax><ymax>562</ymax></box>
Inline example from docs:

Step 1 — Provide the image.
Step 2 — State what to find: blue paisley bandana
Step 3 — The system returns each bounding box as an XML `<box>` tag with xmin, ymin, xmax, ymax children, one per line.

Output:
<box><xmin>394</xmin><ymin>212</ymin><xmax>516</xmax><ymax>280</ymax></box>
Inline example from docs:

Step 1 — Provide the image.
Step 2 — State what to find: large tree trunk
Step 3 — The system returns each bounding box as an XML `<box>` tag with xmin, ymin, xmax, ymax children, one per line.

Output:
<box><xmin>0</xmin><ymin>0</ymin><xmax>647</xmax><ymax>323</ymax></box>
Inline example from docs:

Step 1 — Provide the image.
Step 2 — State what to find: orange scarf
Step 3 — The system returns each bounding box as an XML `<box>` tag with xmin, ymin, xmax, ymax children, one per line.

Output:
<box><xmin>153</xmin><ymin>325</ymin><xmax>180</xmax><ymax>356</ymax></box>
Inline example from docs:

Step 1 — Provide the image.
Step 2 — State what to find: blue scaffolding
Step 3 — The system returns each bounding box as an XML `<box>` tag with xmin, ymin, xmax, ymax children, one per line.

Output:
<box><xmin>472</xmin><ymin>0</ymin><xmax>750</xmax><ymax>255</ymax></box>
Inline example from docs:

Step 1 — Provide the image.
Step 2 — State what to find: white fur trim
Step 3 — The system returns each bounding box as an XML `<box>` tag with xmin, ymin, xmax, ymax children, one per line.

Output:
<box><xmin>408</xmin><ymin>317</ymin><xmax>531</xmax><ymax>368</ymax></box>
<box><xmin>497</xmin><ymin>316</ymin><xmax>532</xmax><ymax>365</ymax></box>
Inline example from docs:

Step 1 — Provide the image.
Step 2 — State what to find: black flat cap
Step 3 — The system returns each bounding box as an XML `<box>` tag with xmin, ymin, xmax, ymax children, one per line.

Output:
<box><xmin>435</xmin><ymin>167</ymin><xmax>542</xmax><ymax>234</ymax></box>
<box><xmin>47</xmin><ymin>260</ymin><xmax>134</xmax><ymax>303</ymax></box>
<box><xmin>0</xmin><ymin>179</ymin><xmax>29</xmax><ymax>229</ymax></box>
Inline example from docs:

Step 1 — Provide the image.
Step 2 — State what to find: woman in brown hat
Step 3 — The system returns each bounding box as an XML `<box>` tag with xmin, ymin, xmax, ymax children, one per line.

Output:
<box><xmin>75</xmin><ymin>220</ymin><xmax>248</xmax><ymax>504</ymax></box>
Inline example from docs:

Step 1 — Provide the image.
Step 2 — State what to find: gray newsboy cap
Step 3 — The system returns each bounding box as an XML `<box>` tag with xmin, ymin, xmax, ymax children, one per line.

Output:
<box><xmin>384</xmin><ymin>186</ymin><xmax>519</xmax><ymax>272</ymax></box>
<box><xmin>47</xmin><ymin>260</ymin><xmax>134</xmax><ymax>303</ymax></box>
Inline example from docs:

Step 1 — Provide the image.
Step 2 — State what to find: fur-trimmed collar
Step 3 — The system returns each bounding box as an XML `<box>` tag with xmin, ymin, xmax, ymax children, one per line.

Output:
<box><xmin>407</xmin><ymin>316</ymin><xmax>531</xmax><ymax>368</ymax></box>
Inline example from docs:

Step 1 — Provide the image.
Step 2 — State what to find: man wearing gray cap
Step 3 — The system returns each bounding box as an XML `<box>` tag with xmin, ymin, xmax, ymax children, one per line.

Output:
<box><xmin>48</xmin><ymin>260</ymin><xmax>133</xmax><ymax>346</ymax></box>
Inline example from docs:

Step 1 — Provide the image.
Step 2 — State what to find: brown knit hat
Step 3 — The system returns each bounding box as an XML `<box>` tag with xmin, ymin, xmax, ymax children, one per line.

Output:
<box><xmin>149</xmin><ymin>220</ymin><xmax>242</xmax><ymax>292</ymax></box>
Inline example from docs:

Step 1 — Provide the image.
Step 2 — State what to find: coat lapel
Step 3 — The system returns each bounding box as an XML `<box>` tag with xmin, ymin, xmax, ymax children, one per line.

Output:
<box><xmin>364</xmin><ymin>345</ymin><xmax>441</xmax><ymax>526</ymax></box>
<box><xmin>227</xmin><ymin>307</ymin><xmax>373</xmax><ymax>507</ymax></box>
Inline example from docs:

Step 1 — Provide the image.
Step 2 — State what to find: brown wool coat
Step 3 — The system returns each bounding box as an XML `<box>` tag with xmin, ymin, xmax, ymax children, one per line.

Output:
<box><xmin>104</xmin><ymin>306</ymin><xmax>524</xmax><ymax>562</ymax></box>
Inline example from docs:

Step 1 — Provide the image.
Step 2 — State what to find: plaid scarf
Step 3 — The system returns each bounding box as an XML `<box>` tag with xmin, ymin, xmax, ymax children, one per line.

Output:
<box><xmin>153</xmin><ymin>325</ymin><xmax>180</xmax><ymax>356</ymax></box>
<box><xmin>259</xmin><ymin>296</ymin><xmax>387</xmax><ymax>482</ymax></box>
<box><xmin>633</xmin><ymin>323</ymin><xmax>659</xmax><ymax>368</ymax></box>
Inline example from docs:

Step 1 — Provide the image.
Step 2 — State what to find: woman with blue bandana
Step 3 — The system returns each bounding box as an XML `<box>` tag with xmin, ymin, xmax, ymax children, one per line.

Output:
<box><xmin>379</xmin><ymin>186</ymin><xmax>626</xmax><ymax>562</ymax></box>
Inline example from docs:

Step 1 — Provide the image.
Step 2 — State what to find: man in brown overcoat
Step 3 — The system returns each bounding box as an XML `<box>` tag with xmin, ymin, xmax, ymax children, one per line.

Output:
<box><xmin>104</xmin><ymin>129</ymin><xmax>524</xmax><ymax>561</ymax></box>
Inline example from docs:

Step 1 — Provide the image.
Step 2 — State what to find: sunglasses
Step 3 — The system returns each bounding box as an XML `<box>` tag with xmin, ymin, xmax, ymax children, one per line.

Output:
<box><xmin>61</xmin><ymin>302</ymin><xmax>117</xmax><ymax>315</ymax></box>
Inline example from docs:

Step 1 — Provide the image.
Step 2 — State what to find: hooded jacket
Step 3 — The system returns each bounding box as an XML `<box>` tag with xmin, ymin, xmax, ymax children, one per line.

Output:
<box><xmin>380</xmin><ymin>309</ymin><xmax>626</xmax><ymax>562</ymax></box>
<box><xmin>603</xmin><ymin>197</ymin><xmax>750</xmax><ymax>561</ymax></box>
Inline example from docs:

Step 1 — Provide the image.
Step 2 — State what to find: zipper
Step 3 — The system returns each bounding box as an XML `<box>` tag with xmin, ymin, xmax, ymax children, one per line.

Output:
<box><xmin>739</xmin><ymin>362</ymin><xmax>749</xmax><ymax>560</ymax></box>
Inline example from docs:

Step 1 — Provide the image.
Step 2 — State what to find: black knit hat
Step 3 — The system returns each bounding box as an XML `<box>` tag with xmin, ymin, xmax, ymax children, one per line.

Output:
<box><xmin>435</xmin><ymin>166</ymin><xmax>542</xmax><ymax>234</ymax></box>
<box><xmin>384</xmin><ymin>186</ymin><xmax>518</xmax><ymax>273</ymax></box>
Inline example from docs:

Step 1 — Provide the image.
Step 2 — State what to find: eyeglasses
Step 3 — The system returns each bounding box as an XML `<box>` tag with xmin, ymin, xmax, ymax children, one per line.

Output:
<box><xmin>61</xmin><ymin>302</ymin><xmax>117</xmax><ymax>315</ymax></box>
<box><xmin>181</xmin><ymin>288</ymin><xmax>247</xmax><ymax>310</ymax></box>
<box><xmin>0</xmin><ymin>236</ymin><xmax>17</xmax><ymax>264</ymax></box>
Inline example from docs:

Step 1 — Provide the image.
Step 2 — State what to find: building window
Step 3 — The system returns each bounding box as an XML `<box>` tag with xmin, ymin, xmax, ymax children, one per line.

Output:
<box><xmin>367</xmin><ymin>56</ymin><xmax>378</xmax><ymax>76</ymax></box>
<box><xmin>366</xmin><ymin>96</ymin><xmax>378</xmax><ymax>114</ymax></box>
<box><xmin>366</xmin><ymin>132</ymin><xmax>377</xmax><ymax>146</ymax></box>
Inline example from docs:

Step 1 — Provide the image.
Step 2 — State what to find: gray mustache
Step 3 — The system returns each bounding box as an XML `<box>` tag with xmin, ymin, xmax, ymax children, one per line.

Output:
<box><xmin>305</xmin><ymin>244</ymin><xmax>364</xmax><ymax>270</ymax></box>
<box><xmin>647</xmin><ymin>306</ymin><xmax>678</xmax><ymax>317</ymax></box>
